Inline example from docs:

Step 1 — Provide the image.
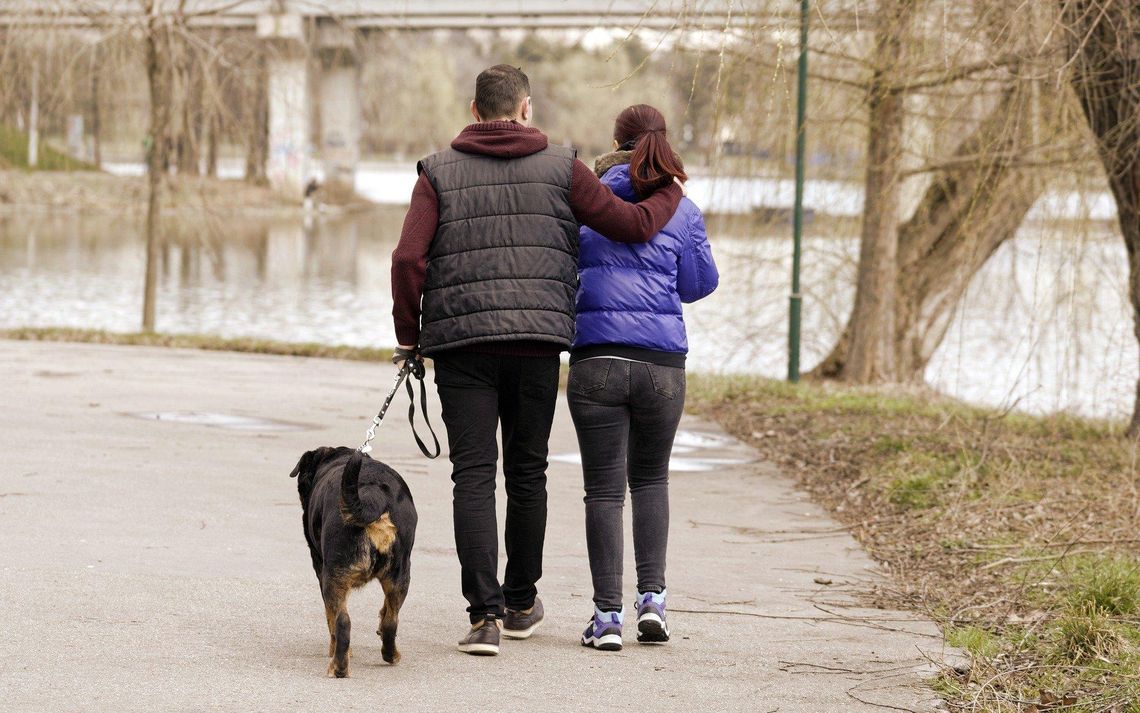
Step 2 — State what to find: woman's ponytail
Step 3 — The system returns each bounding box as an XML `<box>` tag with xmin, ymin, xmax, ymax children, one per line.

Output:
<box><xmin>614</xmin><ymin>105</ymin><xmax>688</xmax><ymax>197</ymax></box>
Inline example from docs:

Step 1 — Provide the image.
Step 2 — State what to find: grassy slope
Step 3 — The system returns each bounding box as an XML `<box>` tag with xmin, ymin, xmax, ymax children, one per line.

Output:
<box><xmin>0</xmin><ymin>124</ymin><xmax>98</xmax><ymax>171</ymax></box>
<box><xmin>687</xmin><ymin>374</ymin><xmax>1140</xmax><ymax>712</ymax></box>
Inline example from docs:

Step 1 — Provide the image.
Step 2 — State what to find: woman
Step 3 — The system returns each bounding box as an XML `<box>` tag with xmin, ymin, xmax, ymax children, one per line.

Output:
<box><xmin>569</xmin><ymin>104</ymin><xmax>719</xmax><ymax>651</ymax></box>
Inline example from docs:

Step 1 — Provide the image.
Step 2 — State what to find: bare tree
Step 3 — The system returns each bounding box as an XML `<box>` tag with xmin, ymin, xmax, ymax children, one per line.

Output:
<box><xmin>841</xmin><ymin>0</ymin><xmax>915</xmax><ymax>382</ymax></box>
<box><xmin>140</xmin><ymin>0</ymin><xmax>173</xmax><ymax>332</ymax></box>
<box><xmin>808</xmin><ymin>1</ymin><xmax>1073</xmax><ymax>383</ymax></box>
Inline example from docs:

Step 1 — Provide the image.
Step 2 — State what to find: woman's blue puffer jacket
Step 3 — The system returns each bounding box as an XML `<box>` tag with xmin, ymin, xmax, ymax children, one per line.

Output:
<box><xmin>572</xmin><ymin>158</ymin><xmax>719</xmax><ymax>354</ymax></box>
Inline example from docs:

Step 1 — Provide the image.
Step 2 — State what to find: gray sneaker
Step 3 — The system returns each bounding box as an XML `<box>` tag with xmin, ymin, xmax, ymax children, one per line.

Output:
<box><xmin>503</xmin><ymin>597</ymin><xmax>544</xmax><ymax>639</ymax></box>
<box><xmin>457</xmin><ymin>616</ymin><xmax>501</xmax><ymax>656</ymax></box>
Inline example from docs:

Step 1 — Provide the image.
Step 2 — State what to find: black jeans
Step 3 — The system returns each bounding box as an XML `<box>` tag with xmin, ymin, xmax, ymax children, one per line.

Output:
<box><xmin>566</xmin><ymin>358</ymin><xmax>686</xmax><ymax>612</ymax></box>
<box><xmin>433</xmin><ymin>352</ymin><xmax>560</xmax><ymax>622</ymax></box>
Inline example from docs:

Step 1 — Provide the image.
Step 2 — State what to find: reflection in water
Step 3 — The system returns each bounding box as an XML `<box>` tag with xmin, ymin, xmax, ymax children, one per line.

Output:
<box><xmin>0</xmin><ymin>208</ymin><xmax>1135</xmax><ymax>421</ymax></box>
<box><xmin>0</xmin><ymin>207</ymin><xmax>404</xmax><ymax>348</ymax></box>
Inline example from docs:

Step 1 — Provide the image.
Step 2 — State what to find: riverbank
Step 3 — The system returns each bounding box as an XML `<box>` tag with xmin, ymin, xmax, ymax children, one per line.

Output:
<box><xmin>0</xmin><ymin>327</ymin><xmax>393</xmax><ymax>362</ymax></box>
<box><xmin>6</xmin><ymin>327</ymin><xmax>1139</xmax><ymax>709</ymax></box>
<box><xmin>0</xmin><ymin>169</ymin><xmax>300</xmax><ymax>215</ymax></box>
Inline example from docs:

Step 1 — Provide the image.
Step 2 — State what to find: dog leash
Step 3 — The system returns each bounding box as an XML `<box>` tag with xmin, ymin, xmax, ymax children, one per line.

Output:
<box><xmin>358</xmin><ymin>348</ymin><xmax>441</xmax><ymax>459</ymax></box>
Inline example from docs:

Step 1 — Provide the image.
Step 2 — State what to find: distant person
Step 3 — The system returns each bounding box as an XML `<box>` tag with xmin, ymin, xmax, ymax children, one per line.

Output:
<box><xmin>303</xmin><ymin>178</ymin><xmax>320</xmax><ymax>201</ymax></box>
<box><xmin>568</xmin><ymin>104</ymin><xmax>718</xmax><ymax>651</ymax></box>
<box><xmin>390</xmin><ymin>66</ymin><xmax>684</xmax><ymax>656</ymax></box>
<box><xmin>302</xmin><ymin>178</ymin><xmax>320</xmax><ymax>218</ymax></box>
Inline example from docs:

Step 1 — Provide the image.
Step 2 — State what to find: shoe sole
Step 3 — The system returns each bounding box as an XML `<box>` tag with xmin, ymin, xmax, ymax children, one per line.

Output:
<box><xmin>637</xmin><ymin>614</ymin><xmax>670</xmax><ymax>644</ymax></box>
<box><xmin>581</xmin><ymin>633</ymin><xmax>623</xmax><ymax>651</ymax></box>
<box><xmin>457</xmin><ymin>643</ymin><xmax>500</xmax><ymax>656</ymax></box>
<box><xmin>502</xmin><ymin>619</ymin><xmax>542</xmax><ymax>639</ymax></box>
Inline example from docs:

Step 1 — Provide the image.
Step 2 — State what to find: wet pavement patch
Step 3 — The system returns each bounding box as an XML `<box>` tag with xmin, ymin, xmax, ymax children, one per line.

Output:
<box><xmin>125</xmin><ymin>411</ymin><xmax>314</xmax><ymax>432</ymax></box>
<box><xmin>672</xmin><ymin>430</ymin><xmax>735</xmax><ymax>449</ymax></box>
<box><xmin>550</xmin><ymin>429</ymin><xmax>752</xmax><ymax>473</ymax></box>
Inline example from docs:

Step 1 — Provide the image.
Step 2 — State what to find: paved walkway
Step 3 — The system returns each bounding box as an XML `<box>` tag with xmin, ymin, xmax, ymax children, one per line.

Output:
<box><xmin>0</xmin><ymin>341</ymin><xmax>950</xmax><ymax>712</ymax></box>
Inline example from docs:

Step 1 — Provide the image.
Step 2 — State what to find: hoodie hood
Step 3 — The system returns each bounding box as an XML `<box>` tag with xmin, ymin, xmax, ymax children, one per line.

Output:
<box><xmin>593</xmin><ymin>150</ymin><xmax>637</xmax><ymax>203</ymax></box>
<box><xmin>451</xmin><ymin>121</ymin><xmax>549</xmax><ymax>159</ymax></box>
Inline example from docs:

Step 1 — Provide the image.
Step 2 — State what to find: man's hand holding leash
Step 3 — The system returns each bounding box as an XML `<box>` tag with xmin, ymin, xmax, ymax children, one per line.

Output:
<box><xmin>357</xmin><ymin>345</ymin><xmax>439</xmax><ymax>459</ymax></box>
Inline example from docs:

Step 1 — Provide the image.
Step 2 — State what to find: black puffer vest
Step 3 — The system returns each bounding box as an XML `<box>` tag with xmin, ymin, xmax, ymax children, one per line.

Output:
<box><xmin>416</xmin><ymin>145</ymin><xmax>579</xmax><ymax>355</ymax></box>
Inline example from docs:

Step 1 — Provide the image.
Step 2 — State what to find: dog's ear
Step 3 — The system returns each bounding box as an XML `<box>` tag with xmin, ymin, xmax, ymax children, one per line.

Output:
<box><xmin>289</xmin><ymin>448</ymin><xmax>325</xmax><ymax>479</ymax></box>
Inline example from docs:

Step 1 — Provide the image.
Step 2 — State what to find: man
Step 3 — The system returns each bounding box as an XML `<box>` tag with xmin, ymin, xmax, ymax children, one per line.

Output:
<box><xmin>391</xmin><ymin>65</ymin><xmax>682</xmax><ymax>656</ymax></box>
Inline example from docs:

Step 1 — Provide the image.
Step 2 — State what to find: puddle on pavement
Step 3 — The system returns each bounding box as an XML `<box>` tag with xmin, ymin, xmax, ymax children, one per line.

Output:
<box><xmin>672</xmin><ymin>430</ymin><xmax>734</xmax><ymax>449</ymax></box>
<box><xmin>550</xmin><ymin>429</ymin><xmax>751</xmax><ymax>473</ymax></box>
<box><xmin>125</xmin><ymin>411</ymin><xmax>314</xmax><ymax>432</ymax></box>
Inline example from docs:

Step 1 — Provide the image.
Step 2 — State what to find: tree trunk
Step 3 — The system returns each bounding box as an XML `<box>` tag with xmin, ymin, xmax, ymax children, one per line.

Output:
<box><xmin>173</xmin><ymin>31</ymin><xmax>200</xmax><ymax>176</ymax></box>
<box><xmin>841</xmin><ymin>0</ymin><xmax>913</xmax><ymax>382</ymax></box>
<box><xmin>205</xmin><ymin>109</ymin><xmax>220</xmax><ymax>178</ymax></box>
<box><xmin>89</xmin><ymin>44</ymin><xmax>101</xmax><ymax>167</ymax></box>
<box><xmin>245</xmin><ymin>52</ymin><xmax>269</xmax><ymax>185</ymax></box>
<box><xmin>894</xmin><ymin>86</ymin><xmax>1042</xmax><ymax>377</ymax></box>
<box><xmin>1063</xmin><ymin>0</ymin><xmax>1140</xmax><ymax>434</ymax></box>
<box><xmin>814</xmin><ymin>85</ymin><xmax>1046</xmax><ymax>380</ymax></box>
<box><xmin>27</xmin><ymin>57</ymin><xmax>39</xmax><ymax>168</ymax></box>
<box><xmin>142</xmin><ymin>13</ymin><xmax>171</xmax><ymax>333</ymax></box>
<box><xmin>204</xmin><ymin>51</ymin><xmax>220</xmax><ymax>178</ymax></box>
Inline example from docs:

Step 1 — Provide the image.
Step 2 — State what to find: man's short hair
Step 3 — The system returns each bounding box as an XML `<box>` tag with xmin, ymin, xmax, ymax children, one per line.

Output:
<box><xmin>474</xmin><ymin>65</ymin><xmax>530</xmax><ymax>120</ymax></box>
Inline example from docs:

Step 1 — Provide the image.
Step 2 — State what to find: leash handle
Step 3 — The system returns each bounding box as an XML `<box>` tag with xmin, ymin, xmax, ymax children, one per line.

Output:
<box><xmin>358</xmin><ymin>351</ymin><xmax>440</xmax><ymax>460</ymax></box>
<box><xmin>406</xmin><ymin>358</ymin><xmax>441</xmax><ymax>459</ymax></box>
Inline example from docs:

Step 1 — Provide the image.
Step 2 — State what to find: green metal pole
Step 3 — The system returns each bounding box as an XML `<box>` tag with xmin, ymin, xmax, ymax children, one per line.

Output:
<box><xmin>788</xmin><ymin>0</ymin><xmax>809</xmax><ymax>383</ymax></box>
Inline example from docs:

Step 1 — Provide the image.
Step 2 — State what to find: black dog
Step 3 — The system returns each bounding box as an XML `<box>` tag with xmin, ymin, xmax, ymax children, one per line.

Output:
<box><xmin>290</xmin><ymin>447</ymin><xmax>417</xmax><ymax>677</ymax></box>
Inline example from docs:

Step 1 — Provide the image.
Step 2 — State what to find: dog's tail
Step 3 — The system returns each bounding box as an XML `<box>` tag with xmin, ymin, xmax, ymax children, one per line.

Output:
<box><xmin>340</xmin><ymin>450</ymin><xmax>388</xmax><ymax>527</ymax></box>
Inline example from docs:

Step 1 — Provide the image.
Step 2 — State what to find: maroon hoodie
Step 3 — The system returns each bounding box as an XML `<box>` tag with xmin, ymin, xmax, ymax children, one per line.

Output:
<box><xmin>391</xmin><ymin>121</ymin><xmax>683</xmax><ymax>354</ymax></box>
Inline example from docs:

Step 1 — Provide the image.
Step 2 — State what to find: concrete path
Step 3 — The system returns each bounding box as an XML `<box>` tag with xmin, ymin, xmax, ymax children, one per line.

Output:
<box><xmin>0</xmin><ymin>341</ymin><xmax>950</xmax><ymax>712</ymax></box>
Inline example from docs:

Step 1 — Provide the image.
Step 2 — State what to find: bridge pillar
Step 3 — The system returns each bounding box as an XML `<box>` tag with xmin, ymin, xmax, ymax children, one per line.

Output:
<box><xmin>257</xmin><ymin>12</ymin><xmax>313</xmax><ymax>199</ymax></box>
<box><xmin>314</xmin><ymin>21</ymin><xmax>361</xmax><ymax>201</ymax></box>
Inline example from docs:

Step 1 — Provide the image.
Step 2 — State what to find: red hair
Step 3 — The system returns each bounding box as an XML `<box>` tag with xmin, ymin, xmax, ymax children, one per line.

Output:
<box><xmin>613</xmin><ymin>104</ymin><xmax>687</xmax><ymax>197</ymax></box>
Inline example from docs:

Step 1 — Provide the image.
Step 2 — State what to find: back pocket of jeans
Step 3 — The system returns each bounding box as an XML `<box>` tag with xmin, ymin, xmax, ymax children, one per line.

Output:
<box><xmin>568</xmin><ymin>360</ymin><xmax>612</xmax><ymax>394</ymax></box>
<box><xmin>645</xmin><ymin>363</ymin><xmax>685</xmax><ymax>399</ymax></box>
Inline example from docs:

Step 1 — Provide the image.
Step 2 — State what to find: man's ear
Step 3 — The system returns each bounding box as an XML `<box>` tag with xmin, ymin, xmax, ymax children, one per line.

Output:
<box><xmin>613</xmin><ymin>138</ymin><xmax>619</xmax><ymax>150</ymax></box>
<box><xmin>520</xmin><ymin>96</ymin><xmax>532</xmax><ymax>124</ymax></box>
<box><xmin>470</xmin><ymin>100</ymin><xmax>481</xmax><ymax>122</ymax></box>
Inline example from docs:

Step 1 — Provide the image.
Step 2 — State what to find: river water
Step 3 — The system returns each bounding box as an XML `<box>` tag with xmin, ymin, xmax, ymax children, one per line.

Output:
<box><xmin>1</xmin><ymin>191</ymin><xmax>1134</xmax><ymax>421</ymax></box>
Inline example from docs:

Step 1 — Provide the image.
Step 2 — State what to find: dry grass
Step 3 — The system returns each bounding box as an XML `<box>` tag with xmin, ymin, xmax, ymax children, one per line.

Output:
<box><xmin>687</xmin><ymin>374</ymin><xmax>1140</xmax><ymax>712</ymax></box>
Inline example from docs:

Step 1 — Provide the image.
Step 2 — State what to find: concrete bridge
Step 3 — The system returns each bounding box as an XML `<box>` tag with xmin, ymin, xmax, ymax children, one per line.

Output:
<box><xmin>2</xmin><ymin>1</ymin><xmax>788</xmax><ymax>197</ymax></box>
<box><xmin>0</xmin><ymin>1</ymin><xmax>763</xmax><ymax>30</ymax></box>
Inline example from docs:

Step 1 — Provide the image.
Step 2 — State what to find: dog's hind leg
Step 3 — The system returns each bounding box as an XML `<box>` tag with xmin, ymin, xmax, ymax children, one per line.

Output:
<box><xmin>322</xmin><ymin>581</ymin><xmax>351</xmax><ymax>678</ymax></box>
<box><xmin>378</xmin><ymin>574</ymin><xmax>409</xmax><ymax>664</ymax></box>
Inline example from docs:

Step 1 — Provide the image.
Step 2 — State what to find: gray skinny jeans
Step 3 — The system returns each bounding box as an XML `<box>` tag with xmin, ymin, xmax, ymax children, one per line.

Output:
<box><xmin>566</xmin><ymin>358</ymin><xmax>686</xmax><ymax>612</ymax></box>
